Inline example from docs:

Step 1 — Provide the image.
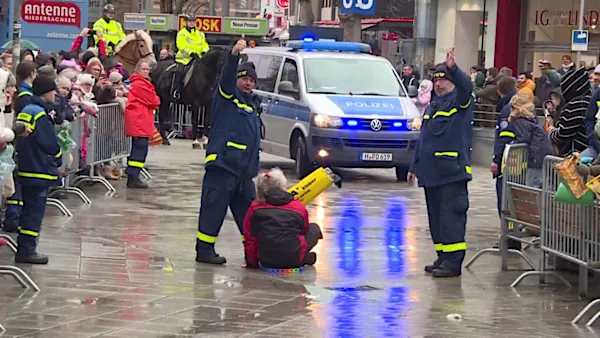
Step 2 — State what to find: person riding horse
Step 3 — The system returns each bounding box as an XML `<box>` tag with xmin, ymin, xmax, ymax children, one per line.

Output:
<box><xmin>93</xmin><ymin>4</ymin><xmax>126</xmax><ymax>55</ymax></box>
<box><xmin>173</xmin><ymin>14</ymin><xmax>210</xmax><ymax>101</ymax></box>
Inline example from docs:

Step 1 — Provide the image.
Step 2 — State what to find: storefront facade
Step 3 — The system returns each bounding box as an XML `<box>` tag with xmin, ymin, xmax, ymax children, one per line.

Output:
<box><xmin>520</xmin><ymin>0</ymin><xmax>600</xmax><ymax>76</ymax></box>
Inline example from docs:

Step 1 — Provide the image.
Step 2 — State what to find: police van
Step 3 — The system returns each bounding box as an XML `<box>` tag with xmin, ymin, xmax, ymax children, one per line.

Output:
<box><xmin>241</xmin><ymin>39</ymin><xmax>422</xmax><ymax>180</ymax></box>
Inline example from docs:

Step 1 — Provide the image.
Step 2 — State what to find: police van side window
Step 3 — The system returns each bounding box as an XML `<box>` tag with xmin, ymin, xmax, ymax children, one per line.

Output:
<box><xmin>255</xmin><ymin>55</ymin><xmax>282</xmax><ymax>93</ymax></box>
<box><xmin>279</xmin><ymin>59</ymin><xmax>300</xmax><ymax>96</ymax></box>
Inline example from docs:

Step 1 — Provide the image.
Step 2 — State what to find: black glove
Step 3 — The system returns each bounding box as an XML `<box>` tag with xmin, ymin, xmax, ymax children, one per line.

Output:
<box><xmin>108</xmin><ymin>41</ymin><xmax>116</xmax><ymax>48</ymax></box>
<box><xmin>190</xmin><ymin>53</ymin><xmax>199</xmax><ymax>60</ymax></box>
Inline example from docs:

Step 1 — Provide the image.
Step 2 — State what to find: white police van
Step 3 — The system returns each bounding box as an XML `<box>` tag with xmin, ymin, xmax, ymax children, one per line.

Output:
<box><xmin>241</xmin><ymin>39</ymin><xmax>422</xmax><ymax>180</ymax></box>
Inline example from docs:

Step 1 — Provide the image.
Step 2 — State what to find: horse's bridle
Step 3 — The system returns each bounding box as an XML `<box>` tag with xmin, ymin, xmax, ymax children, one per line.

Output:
<box><xmin>115</xmin><ymin>32</ymin><xmax>154</xmax><ymax>65</ymax></box>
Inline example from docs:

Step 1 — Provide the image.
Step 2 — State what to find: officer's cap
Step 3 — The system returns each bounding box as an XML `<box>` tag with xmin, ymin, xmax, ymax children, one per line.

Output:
<box><xmin>432</xmin><ymin>63</ymin><xmax>453</xmax><ymax>84</ymax></box>
<box><xmin>104</xmin><ymin>4</ymin><xmax>116</xmax><ymax>13</ymax></box>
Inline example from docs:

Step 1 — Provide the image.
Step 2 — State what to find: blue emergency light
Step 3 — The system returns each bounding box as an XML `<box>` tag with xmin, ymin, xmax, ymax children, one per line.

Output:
<box><xmin>286</xmin><ymin>39</ymin><xmax>371</xmax><ymax>53</ymax></box>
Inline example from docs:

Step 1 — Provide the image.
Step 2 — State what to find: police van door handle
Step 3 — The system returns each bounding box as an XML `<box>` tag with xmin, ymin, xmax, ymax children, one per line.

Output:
<box><xmin>274</xmin><ymin>99</ymin><xmax>279</xmax><ymax>105</ymax></box>
<box><xmin>267</xmin><ymin>98</ymin><xmax>272</xmax><ymax>103</ymax></box>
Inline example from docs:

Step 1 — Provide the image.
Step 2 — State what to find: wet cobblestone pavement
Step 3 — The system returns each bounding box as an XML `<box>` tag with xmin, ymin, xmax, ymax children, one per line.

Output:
<box><xmin>1</xmin><ymin>139</ymin><xmax>600</xmax><ymax>337</ymax></box>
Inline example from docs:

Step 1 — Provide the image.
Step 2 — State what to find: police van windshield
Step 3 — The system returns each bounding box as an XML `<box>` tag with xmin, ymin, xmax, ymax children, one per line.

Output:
<box><xmin>303</xmin><ymin>58</ymin><xmax>405</xmax><ymax>97</ymax></box>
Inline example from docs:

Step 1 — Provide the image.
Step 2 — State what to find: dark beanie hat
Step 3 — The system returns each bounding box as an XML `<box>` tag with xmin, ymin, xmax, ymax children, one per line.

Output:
<box><xmin>237</xmin><ymin>62</ymin><xmax>257</xmax><ymax>81</ymax></box>
<box><xmin>431</xmin><ymin>63</ymin><xmax>454</xmax><ymax>83</ymax></box>
<box><xmin>81</xmin><ymin>51</ymin><xmax>95</xmax><ymax>65</ymax></box>
<box><xmin>33</xmin><ymin>75</ymin><xmax>57</xmax><ymax>96</ymax></box>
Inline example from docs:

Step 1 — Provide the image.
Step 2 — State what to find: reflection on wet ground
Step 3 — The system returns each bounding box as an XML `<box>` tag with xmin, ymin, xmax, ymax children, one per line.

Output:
<box><xmin>0</xmin><ymin>139</ymin><xmax>599</xmax><ymax>337</ymax></box>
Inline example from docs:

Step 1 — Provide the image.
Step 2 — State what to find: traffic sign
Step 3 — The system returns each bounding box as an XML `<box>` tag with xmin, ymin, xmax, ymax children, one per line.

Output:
<box><xmin>572</xmin><ymin>29</ymin><xmax>589</xmax><ymax>52</ymax></box>
<box><xmin>340</xmin><ymin>0</ymin><xmax>375</xmax><ymax>16</ymax></box>
<box><xmin>276</xmin><ymin>0</ymin><xmax>289</xmax><ymax>9</ymax></box>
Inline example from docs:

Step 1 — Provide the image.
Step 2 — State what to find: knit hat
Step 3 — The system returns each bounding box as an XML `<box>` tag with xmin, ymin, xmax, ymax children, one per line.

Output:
<box><xmin>38</xmin><ymin>65</ymin><xmax>57</xmax><ymax>80</ymax></box>
<box><xmin>109</xmin><ymin>71</ymin><xmax>123</xmax><ymax>84</ymax></box>
<box><xmin>7</xmin><ymin>72</ymin><xmax>16</xmax><ymax>87</ymax></box>
<box><xmin>81</xmin><ymin>51</ymin><xmax>95</xmax><ymax>65</ymax></box>
<box><xmin>56</xmin><ymin>76</ymin><xmax>72</xmax><ymax>90</ymax></box>
<box><xmin>237</xmin><ymin>62</ymin><xmax>257</xmax><ymax>81</ymax></box>
<box><xmin>87</xmin><ymin>57</ymin><xmax>103</xmax><ymax>71</ymax></box>
<box><xmin>77</xmin><ymin>73</ymin><xmax>95</xmax><ymax>86</ymax></box>
<box><xmin>58</xmin><ymin>68</ymin><xmax>78</xmax><ymax>82</ymax></box>
<box><xmin>33</xmin><ymin>75</ymin><xmax>57</xmax><ymax>96</ymax></box>
<box><xmin>595</xmin><ymin>64</ymin><xmax>600</xmax><ymax>74</ymax></box>
<box><xmin>431</xmin><ymin>63</ymin><xmax>453</xmax><ymax>83</ymax></box>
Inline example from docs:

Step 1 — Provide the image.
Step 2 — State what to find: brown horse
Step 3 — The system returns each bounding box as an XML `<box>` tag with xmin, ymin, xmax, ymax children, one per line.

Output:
<box><xmin>114</xmin><ymin>30</ymin><xmax>156</xmax><ymax>74</ymax></box>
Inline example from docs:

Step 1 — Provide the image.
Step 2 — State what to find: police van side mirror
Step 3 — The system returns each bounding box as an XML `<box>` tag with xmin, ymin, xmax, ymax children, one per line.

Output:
<box><xmin>278</xmin><ymin>81</ymin><xmax>300</xmax><ymax>100</ymax></box>
<box><xmin>407</xmin><ymin>85</ymin><xmax>418</xmax><ymax>98</ymax></box>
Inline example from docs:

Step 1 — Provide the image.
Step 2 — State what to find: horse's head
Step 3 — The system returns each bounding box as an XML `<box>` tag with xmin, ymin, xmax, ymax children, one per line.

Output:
<box><xmin>115</xmin><ymin>30</ymin><xmax>156</xmax><ymax>74</ymax></box>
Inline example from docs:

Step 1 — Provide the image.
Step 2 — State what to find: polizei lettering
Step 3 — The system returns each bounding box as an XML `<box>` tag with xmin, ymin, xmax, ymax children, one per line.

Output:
<box><xmin>345</xmin><ymin>101</ymin><xmax>394</xmax><ymax>109</ymax></box>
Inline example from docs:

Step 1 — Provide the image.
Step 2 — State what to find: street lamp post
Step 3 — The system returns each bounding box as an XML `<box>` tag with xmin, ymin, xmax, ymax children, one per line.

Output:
<box><xmin>575</xmin><ymin>0</ymin><xmax>585</xmax><ymax>66</ymax></box>
<box><xmin>11</xmin><ymin>0</ymin><xmax>22</xmax><ymax>75</ymax></box>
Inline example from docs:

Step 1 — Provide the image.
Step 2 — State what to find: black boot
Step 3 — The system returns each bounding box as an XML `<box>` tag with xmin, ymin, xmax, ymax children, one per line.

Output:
<box><xmin>196</xmin><ymin>252</ymin><xmax>227</xmax><ymax>265</ymax></box>
<box><xmin>162</xmin><ymin>135</ymin><xmax>171</xmax><ymax>146</ymax></box>
<box><xmin>431</xmin><ymin>265</ymin><xmax>461</xmax><ymax>278</ymax></box>
<box><xmin>303</xmin><ymin>252</ymin><xmax>317</xmax><ymax>266</ymax></box>
<box><xmin>127</xmin><ymin>176</ymin><xmax>148</xmax><ymax>189</ymax></box>
<box><xmin>15</xmin><ymin>253</ymin><xmax>49</xmax><ymax>264</ymax></box>
<box><xmin>424</xmin><ymin>257</ymin><xmax>442</xmax><ymax>273</ymax></box>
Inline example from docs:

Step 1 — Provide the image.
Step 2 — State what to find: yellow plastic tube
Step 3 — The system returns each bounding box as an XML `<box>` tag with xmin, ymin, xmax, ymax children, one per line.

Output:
<box><xmin>288</xmin><ymin>167</ymin><xmax>341</xmax><ymax>205</ymax></box>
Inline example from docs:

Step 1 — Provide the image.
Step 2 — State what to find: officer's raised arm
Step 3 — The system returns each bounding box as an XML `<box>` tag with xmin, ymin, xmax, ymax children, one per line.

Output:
<box><xmin>445</xmin><ymin>47</ymin><xmax>474</xmax><ymax>107</ymax></box>
<box><xmin>219</xmin><ymin>35</ymin><xmax>247</xmax><ymax>97</ymax></box>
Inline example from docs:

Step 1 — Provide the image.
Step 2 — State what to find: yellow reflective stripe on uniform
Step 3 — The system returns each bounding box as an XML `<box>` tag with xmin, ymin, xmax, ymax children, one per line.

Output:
<box><xmin>197</xmin><ymin>232</ymin><xmax>217</xmax><ymax>243</ymax></box>
<box><xmin>19</xmin><ymin>229</ymin><xmax>39</xmax><ymax>237</ymax></box>
<box><xmin>499</xmin><ymin>131</ymin><xmax>516</xmax><ymax>138</ymax></box>
<box><xmin>460</xmin><ymin>99</ymin><xmax>471</xmax><ymax>109</ymax></box>
<box><xmin>219</xmin><ymin>86</ymin><xmax>233</xmax><ymax>99</ymax></box>
<box><xmin>7</xmin><ymin>200</ymin><xmax>23</xmax><ymax>206</ymax></box>
<box><xmin>55</xmin><ymin>150</ymin><xmax>62</xmax><ymax>158</ymax></box>
<box><xmin>432</xmin><ymin>108</ymin><xmax>458</xmax><ymax>118</ymax></box>
<box><xmin>423</xmin><ymin>114</ymin><xmax>430</xmax><ymax>119</ymax></box>
<box><xmin>33</xmin><ymin>111</ymin><xmax>45</xmax><ymax>121</ymax></box>
<box><xmin>227</xmin><ymin>141</ymin><xmax>247</xmax><ymax>150</ymax></box>
<box><xmin>17</xmin><ymin>113</ymin><xmax>32</xmax><ymax>122</ymax></box>
<box><xmin>18</xmin><ymin>172</ymin><xmax>58</xmax><ymax>180</ymax></box>
<box><xmin>18</xmin><ymin>91</ymin><xmax>32</xmax><ymax>97</ymax></box>
<box><xmin>233</xmin><ymin>98</ymin><xmax>254</xmax><ymax>112</ymax></box>
<box><xmin>434</xmin><ymin>243</ymin><xmax>443</xmax><ymax>251</ymax></box>
<box><xmin>596</xmin><ymin>101</ymin><xmax>600</xmax><ymax>107</ymax></box>
<box><xmin>442</xmin><ymin>242</ymin><xmax>466</xmax><ymax>252</ymax></box>
<box><xmin>434</xmin><ymin>151</ymin><xmax>458</xmax><ymax>157</ymax></box>
<box><xmin>465</xmin><ymin>166</ymin><xmax>472</xmax><ymax>174</ymax></box>
<box><xmin>128</xmin><ymin>160</ymin><xmax>144</xmax><ymax>168</ymax></box>
<box><xmin>206</xmin><ymin>154</ymin><xmax>217</xmax><ymax>162</ymax></box>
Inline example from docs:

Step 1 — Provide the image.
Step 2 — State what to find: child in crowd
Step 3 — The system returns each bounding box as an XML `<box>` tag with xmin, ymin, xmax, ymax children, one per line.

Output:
<box><xmin>243</xmin><ymin>168</ymin><xmax>323</xmax><ymax>269</ymax></box>
<box><xmin>411</xmin><ymin>79</ymin><xmax>433</xmax><ymax>116</ymax></box>
<box><xmin>54</xmin><ymin>76</ymin><xmax>75</xmax><ymax>125</ymax></box>
<box><xmin>506</xmin><ymin>94</ymin><xmax>554</xmax><ymax>188</ymax></box>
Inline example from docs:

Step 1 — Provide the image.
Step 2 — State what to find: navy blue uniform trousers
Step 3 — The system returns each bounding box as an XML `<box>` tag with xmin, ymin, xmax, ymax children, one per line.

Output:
<box><xmin>196</xmin><ymin>168</ymin><xmax>256</xmax><ymax>255</ymax></box>
<box><xmin>495</xmin><ymin>177</ymin><xmax>503</xmax><ymax>217</ymax></box>
<box><xmin>4</xmin><ymin>177</ymin><xmax>22</xmax><ymax>231</ymax></box>
<box><xmin>424</xmin><ymin>180</ymin><xmax>469</xmax><ymax>271</ymax></box>
<box><xmin>17</xmin><ymin>186</ymin><xmax>48</xmax><ymax>257</ymax></box>
<box><xmin>126</xmin><ymin>137</ymin><xmax>149</xmax><ymax>177</ymax></box>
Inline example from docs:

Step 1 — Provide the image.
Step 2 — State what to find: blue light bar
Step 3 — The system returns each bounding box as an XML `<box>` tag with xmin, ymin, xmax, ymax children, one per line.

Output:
<box><xmin>286</xmin><ymin>40</ymin><xmax>371</xmax><ymax>53</ymax></box>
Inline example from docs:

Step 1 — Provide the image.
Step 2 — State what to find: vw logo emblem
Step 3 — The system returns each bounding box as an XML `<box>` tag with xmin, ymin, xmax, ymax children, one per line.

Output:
<box><xmin>370</xmin><ymin>119</ymin><xmax>382</xmax><ymax>131</ymax></box>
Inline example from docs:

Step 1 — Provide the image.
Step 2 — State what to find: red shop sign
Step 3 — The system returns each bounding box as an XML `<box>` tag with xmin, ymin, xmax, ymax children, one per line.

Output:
<box><xmin>21</xmin><ymin>0</ymin><xmax>81</xmax><ymax>28</ymax></box>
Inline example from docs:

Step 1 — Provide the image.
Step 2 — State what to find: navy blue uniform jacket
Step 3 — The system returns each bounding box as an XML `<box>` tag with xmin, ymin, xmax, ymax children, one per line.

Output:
<box><xmin>15</xmin><ymin>96</ymin><xmax>62</xmax><ymax>187</ymax></box>
<box><xmin>492</xmin><ymin>91</ymin><xmax>517</xmax><ymax>177</ymax></box>
<box><xmin>409</xmin><ymin>66</ymin><xmax>474</xmax><ymax>187</ymax></box>
<box><xmin>205</xmin><ymin>52</ymin><xmax>262</xmax><ymax>179</ymax></box>
<box><xmin>16</xmin><ymin>82</ymin><xmax>34</xmax><ymax>114</ymax></box>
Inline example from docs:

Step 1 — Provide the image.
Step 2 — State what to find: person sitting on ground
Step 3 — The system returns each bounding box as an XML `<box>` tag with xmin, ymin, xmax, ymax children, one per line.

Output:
<box><xmin>243</xmin><ymin>168</ymin><xmax>323</xmax><ymax>269</ymax></box>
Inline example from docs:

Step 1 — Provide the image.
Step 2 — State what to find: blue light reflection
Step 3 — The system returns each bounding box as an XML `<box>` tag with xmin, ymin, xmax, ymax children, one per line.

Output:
<box><xmin>337</xmin><ymin>197</ymin><xmax>363</xmax><ymax>277</ymax></box>
<box><xmin>385</xmin><ymin>198</ymin><xmax>407</xmax><ymax>277</ymax></box>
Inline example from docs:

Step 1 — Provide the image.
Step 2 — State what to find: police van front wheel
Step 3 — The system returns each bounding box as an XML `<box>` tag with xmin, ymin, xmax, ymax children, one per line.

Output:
<box><xmin>294</xmin><ymin>137</ymin><xmax>313</xmax><ymax>179</ymax></box>
<box><xmin>395</xmin><ymin>166</ymin><xmax>409</xmax><ymax>182</ymax></box>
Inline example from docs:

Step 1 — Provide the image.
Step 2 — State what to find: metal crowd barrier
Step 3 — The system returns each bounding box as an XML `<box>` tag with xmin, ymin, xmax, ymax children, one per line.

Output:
<box><xmin>465</xmin><ymin>144</ymin><xmax>539</xmax><ymax>270</ymax></box>
<box><xmin>47</xmin><ymin>117</ymin><xmax>92</xmax><ymax>217</ymax></box>
<box><xmin>472</xmin><ymin>103</ymin><xmax>545</xmax><ymax>129</ymax></box>
<box><xmin>510</xmin><ymin>155</ymin><xmax>600</xmax><ymax>325</ymax></box>
<box><xmin>71</xmin><ymin>103</ymin><xmax>132</xmax><ymax>193</ymax></box>
<box><xmin>159</xmin><ymin>103</ymin><xmax>206</xmax><ymax>139</ymax></box>
<box><xmin>0</xmin><ymin>184</ymin><xmax>41</xmax><ymax>291</ymax></box>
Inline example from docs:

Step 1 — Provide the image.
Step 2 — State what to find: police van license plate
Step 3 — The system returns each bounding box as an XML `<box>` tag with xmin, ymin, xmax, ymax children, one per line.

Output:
<box><xmin>361</xmin><ymin>153</ymin><xmax>392</xmax><ymax>161</ymax></box>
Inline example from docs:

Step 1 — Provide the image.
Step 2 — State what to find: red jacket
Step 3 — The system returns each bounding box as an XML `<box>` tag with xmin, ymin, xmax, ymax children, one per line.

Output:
<box><xmin>124</xmin><ymin>73</ymin><xmax>160</xmax><ymax>138</ymax></box>
<box><xmin>71</xmin><ymin>35</ymin><xmax>106</xmax><ymax>56</ymax></box>
<box><xmin>243</xmin><ymin>190</ymin><xmax>309</xmax><ymax>269</ymax></box>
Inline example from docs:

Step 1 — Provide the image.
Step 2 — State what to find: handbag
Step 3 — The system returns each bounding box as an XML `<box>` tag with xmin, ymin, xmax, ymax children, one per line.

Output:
<box><xmin>555</xmin><ymin>180</ymin><xmax>595</xmax><ymax>205</ymax></box>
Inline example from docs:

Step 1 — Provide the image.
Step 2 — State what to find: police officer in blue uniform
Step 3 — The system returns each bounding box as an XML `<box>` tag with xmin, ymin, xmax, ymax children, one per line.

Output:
<box><xmin>4</xmin><ymin>61</ymin><xmax>38</xmax><ymax>233</ymax></box>
<box><xmin>407</xmin><ymin>48</ymin><xmax>474</xmax><ymax>278</ymax></box>
<box><xmin>14</xmin><ymin>76</ymin><xmax>62</xmax><ymax>264</ymax></box>
<box><xmin>196</xmin><ymin>35</ymin><xmax>262</xmax><ymax>265</ymax></box>
<box><xmin>490</xmin><ymin>77</ymin><xmax>521</xmax><ymax>251</ymax></box>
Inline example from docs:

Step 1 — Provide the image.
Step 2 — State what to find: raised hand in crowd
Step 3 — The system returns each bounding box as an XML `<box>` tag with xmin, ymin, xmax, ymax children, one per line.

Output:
<box><xmin>80</xmin><ymin>28</ymin><xmax>90</xmax><ymax>37</ymax></box>
<box><xmin>232</xmin><ymin>35</ymin><xmax>246</xmax><ymax>56</ymax></box>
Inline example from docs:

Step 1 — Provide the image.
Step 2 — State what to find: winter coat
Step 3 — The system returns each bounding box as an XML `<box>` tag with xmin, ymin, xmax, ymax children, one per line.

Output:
<box><xmin>52</xmin><ymin>91</ymin><xmax>75</xmax><ymax>125</ymax></box>
<box><xmin>549</xmin><ymin>68</ymin><xmax>592</xmax><ymax>156</ymax></box>
<box><xmin>517</xmin><ymin>79</ymin><xmax>536</xmax><ymax>103</ymax></box>
<box><xmin>535</xmin><ymin>69</ymin><xmax>561</xmax><ymax>105</ymax></box>
<box><xmin>585</xmin><ymin>88</ymin><xmax>600</xmax><ymax>153</ymax></box>
<box><xmin>411</xmin><ymin>79</ymin><xmax>432</xmax><ymax>116</ymax></box>
<box><xmin>509</xmin><ymin>117</ymin><xmax>553</xmax><ymax>169</ymax></box>
<box><xmin>243</xmin><ymin>189</ymin><xmax>310</xmax><ymax>269</ymax></box>
<box><xmin>476</xmin><ymin>73</ymin><xmax>505</xmax><ymax>106</ymax></box>
<box><xmin>124</xmin><ymin>73</ymin><xmax>160</xmax><ymax>138</ymax></box>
